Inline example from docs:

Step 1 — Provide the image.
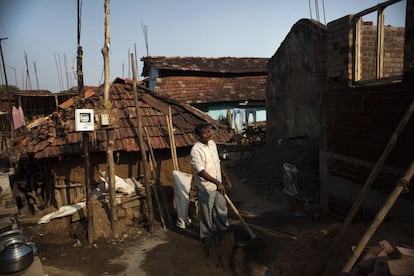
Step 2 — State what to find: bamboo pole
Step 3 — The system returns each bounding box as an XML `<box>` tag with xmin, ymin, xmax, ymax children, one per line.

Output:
<box><xmin>146</xmin><ymin>126</ymin><xmax>173</xmax><ymax>229</ymax></box>
<box><xmin>167</xmin><ymin>106</ymin><xmax>179</xmax><ymax>170</ymax></box>
<box><xmin>156</xmin><ymin>158</ymin><xmax>173</xmax><ymax>229</ymax></box>
<box><xmin>131</xmin><ymin>53</ymin><xmax>154</xmax><ymax>233</ymax></box>
<box><xmin>341</xmin><ymin>160</ymin><xmax>414</xmax><ymax>273</ymax></box>
<box><xmin>166</xmin><ymin>115</ymin><xmax>174</xmax><ymax>170</ymax></box>
<box><xmin>319</xmin><ymin>97</ymin><xmax>414</xmax><ymax>276</ymax></box>
<box><xmin>144</xmin><ymin>127</ymin><xmax>168</xmax><ymax>230</ymax></box>
<box><xmin>331</xmin><ymin>96</ymin><xmax>414</xmax><ymax>248</ymax></box>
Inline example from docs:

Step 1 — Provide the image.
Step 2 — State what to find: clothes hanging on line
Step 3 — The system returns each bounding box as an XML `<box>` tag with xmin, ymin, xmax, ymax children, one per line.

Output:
<box><xmin>231</xmin><ymin>108</ymin><xmax>246</xmax><ymax>133</ymax></box>
<box><xmin>12</xmin><ymin>106</ymin><xmax>26</xmax><ymax>130</ymax></box>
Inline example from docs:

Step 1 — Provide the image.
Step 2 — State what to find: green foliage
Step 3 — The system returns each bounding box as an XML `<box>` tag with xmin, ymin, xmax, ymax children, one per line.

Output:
<box><xmin>0</xmin><ymin>84</ymin><xmax>19</xmax><ymax>91</ymax></box>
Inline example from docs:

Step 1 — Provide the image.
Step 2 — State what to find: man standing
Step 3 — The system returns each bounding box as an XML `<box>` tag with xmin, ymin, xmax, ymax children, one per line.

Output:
<box><xmin>190</xmin><ymin>123</ymin><xmax>232</xmax><ymax>248</ymax></box>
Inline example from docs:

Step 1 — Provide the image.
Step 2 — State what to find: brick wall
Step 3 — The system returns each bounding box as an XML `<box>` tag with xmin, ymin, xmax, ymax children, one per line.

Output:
<box><xmin>360</xmin><ymin>24</ymin><xmax>405</xmax><ymax>79</ymax></box>
<box><xmin>383</xmin><ymin>26</ymin><xmax>405</xmax><ymax>77</ymax></box>
<box><xmin>320</xmin><ymin>1</ymin><xmax>414</xmax><ymax>219</ymax></box>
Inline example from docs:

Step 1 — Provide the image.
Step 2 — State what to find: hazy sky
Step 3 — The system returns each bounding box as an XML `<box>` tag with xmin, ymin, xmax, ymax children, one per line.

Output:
<box><xmin>0</xmin><ymin>0</ymin><xmax>407</xmax><ymax>92</ymax></box>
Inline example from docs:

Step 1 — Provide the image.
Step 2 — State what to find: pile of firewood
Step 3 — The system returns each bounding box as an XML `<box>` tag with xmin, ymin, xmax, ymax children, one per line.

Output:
<box><xmin>349</xmin><ymin>240</ymin><xmax>414</xmax><ymax>276</ymax></box>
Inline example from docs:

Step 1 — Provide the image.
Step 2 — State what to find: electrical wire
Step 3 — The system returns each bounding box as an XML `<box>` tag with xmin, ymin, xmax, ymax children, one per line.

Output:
<box><xmin>315</xmin><ymin>0</ymin><xmax>320</xmax><ymax>22</ymax></box>
<box><xmin>322</xmin><ymin>0</ymin><xmax>327</xmax><ymax>25</ymax></box>
<box><xmin>308</xmin><ymin>0</ymin><xmax>313</xmax><ymax>20</ymax></box>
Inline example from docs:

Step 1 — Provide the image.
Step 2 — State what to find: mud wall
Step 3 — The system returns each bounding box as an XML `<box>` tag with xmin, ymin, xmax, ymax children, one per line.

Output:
<box><xmin>49</xmin><ymin>148</ymin><xmax>193</xmax><ymax>207</ymax></box>
<box><xmin>266</xmin><ymin>19</ymin><xmax>327</xmax><ymax>146</ymax></box>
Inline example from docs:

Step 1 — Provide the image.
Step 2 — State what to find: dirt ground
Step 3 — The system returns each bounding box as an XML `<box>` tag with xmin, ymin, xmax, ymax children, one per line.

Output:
<box><xmin>18</xmin><ymin>141</ymin><xmax>414</xmax><ymax>276</ymax></box>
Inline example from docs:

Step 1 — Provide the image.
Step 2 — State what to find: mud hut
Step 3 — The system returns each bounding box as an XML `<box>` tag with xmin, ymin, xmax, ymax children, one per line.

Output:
<box><xmin>7</xmin><ymin>78</ymin><xmax>231</xmax><ymax>234</ymax></box>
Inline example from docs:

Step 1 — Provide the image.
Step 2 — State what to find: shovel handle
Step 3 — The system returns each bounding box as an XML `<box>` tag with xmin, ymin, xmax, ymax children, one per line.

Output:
<box><xmin>224</xmin><ymin>194</ymin><xmax>256</xmax><ymax>240</ymax></box>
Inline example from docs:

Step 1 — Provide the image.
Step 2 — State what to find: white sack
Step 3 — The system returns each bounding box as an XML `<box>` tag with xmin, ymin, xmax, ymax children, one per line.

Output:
<box><xmin>282</xmin><ymin>163</ymin><xmax>298</xmax><ymax>196</ymax></box>
<box><xmin>99</xmin><ymin>171</ymin><xmax>135</xmax><ymax>195</ymax></box>
<box><xmin>173</xmin><ymin>170</ymin><xmax>192</xmax><ymax>228</ymax></box>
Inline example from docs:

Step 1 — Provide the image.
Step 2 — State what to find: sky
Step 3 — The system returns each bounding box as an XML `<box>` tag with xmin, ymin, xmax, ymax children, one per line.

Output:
<box><xmin>0</xmin><ymin>0</ymin><xmax>407</xmax><ymax>92</ymax></box>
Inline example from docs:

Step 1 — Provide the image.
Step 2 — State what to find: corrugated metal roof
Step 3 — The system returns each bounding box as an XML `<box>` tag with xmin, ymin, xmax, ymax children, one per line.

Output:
<box><xmin>12</xmin><ymin>81</ymin><xmax>231</xmax><ymax>159</ymax></box>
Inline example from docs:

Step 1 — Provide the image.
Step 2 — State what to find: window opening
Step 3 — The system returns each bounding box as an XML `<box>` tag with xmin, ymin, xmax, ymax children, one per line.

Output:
<box><xmin>352</xmin><ymin>0</ymin><xmax>406</xmax><ymax>83</ymax></box>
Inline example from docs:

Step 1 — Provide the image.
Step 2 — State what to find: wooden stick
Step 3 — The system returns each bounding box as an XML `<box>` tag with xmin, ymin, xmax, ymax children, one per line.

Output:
<box><xmin>341</xmin><ymin>160</ymin><xmax>414</xmax><ymax>273</ymax></box>
<box><xmin>157</xmin><ymin>159</ymin><xmax>173</xmax><ymax>229</ymax></box>
<box><xmin>143</xmin><ymin>127</ymin><xmax>167</xmax><ymax>230</ymax></box>
<box><xmin>165</xmin><ymin>115</ymin><xmax>173</xmax><ymax>168</ymax></box>
<box><xmin>106</xmin><ymin>130</ymin><xmax>119</xmax><ymax>238</ymax></box>
<box><xmin>249</xmin><ymin>223</ymin><xmax>297</xmax><ymax>240</ymax></box>
<box><xmin>146</xmin><ymin>127</ymin><xmax>173</xmax><ymax>229</ymax></box>
<box><xmin>131</xmin><ymin>53</ymin><xmax>154</xmax><ymax>233</ymax></box>
<box><xmin>224</xmin><ymin>193</ymin><xmax>256</xmax><ymax>240</ymax></box>
<box><xmin>151</xmin><ymin>183</ymin><xmax>166</xmax><ymax>230</ymax></box>
<box><xmin>332</xmin><ymin>97</ymin><xmax>414</xmax><ymax>249</ymax></box>
<box><xmin>166</xmin><ymin>109</ymin><xmax>179</xmax><ymax>171</ymax></box>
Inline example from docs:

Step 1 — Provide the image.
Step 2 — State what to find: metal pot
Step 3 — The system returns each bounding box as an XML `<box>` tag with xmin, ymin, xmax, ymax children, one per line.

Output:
<box><xmin>0</xmin><ymin>235</ymin><xmax>34</xmax><ymax>273</ymax></box>
<box><xmin>0</xmin><ymin>229</ymin><xmax>23</xmax><ymax>241</ymax></box>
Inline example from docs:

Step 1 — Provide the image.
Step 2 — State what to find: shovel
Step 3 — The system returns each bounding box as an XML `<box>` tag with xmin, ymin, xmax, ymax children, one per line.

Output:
<box><xmin>224</xmin><ymin>193</ymin><xmax>256</xmax><ymax>240</ymax></box>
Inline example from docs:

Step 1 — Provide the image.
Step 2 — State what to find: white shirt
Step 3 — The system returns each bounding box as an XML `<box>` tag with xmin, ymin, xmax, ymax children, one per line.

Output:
<box><xmin>190</xmin><ymin>139</ymin><xmax>221</xmax><ymax>192</ymax></box>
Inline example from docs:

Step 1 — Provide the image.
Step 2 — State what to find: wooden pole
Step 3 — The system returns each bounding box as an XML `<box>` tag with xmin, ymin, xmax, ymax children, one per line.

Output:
<box><xmin>331</xmin><ymin>96</ymin><xmax>414</xmax><ymax>247</ymax></box>
<box><xmin>145</xmin><ymin>126</ymin><xmax>173</xmax><ymax>229</ymax></box>
<box><xmin>83</xmin><ymin>133</ymin><xmax>94</xmax><ymax>242</ymax></box>
<box><xmin>131</xmin><ymin>53</ymin><xmax>154</xmax><ymax>233</ymax></box>
<box><xmin>167</xmin><ymin>106</ymin><xmax>179</xmax><ymax>171</ymax></box>
<box><xmin>144</xmin><ymin>127</ymin><xmax>167</xmax><ymax>230</ymax></box>
<box><xmin>102</xmin><ymin>0</ymin><xmax>111</xmax><ymax>106</ymax></box>
<box><xmin>319</xmin><ymin>97</ymin><xmax>414</xmax><ymax>275</ymax></box>
<box><xmin>156</xmin><ymin>158</ymin><xmax>173</xmax><ymax>229</ymax></box>
<box><xmin>224</xmin><ymin>194</ymin><xmax>256</xmax><ymax>240</ymax></box>
<box><xmin>341</xmin><ymin>160</ymin><xmax>414</xmax><ymax>273</ymax></box>
<box><xmin>76</xmin><ymin>0</ymin><xmax>94</xmax><ymax>243</ymax></box>
<box><xmin>101</xmin><ymin>0</ymin><xmax>119</xmax><ymax>238</ymax></box>
<box><xmin>166</xmin><ymin>115</ymin><xmax>175</xmax><ymax>170</ymax></box>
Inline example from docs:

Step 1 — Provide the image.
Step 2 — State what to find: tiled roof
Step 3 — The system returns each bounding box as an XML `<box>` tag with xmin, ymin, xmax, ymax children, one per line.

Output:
<box><xmin>0</xmin><ymin>90</ymin><xmax>54</xmax><ymax>112</ymax></box>
<box><xmin>12</xmin><ymin>81</ymin><xmax>231</xmax><ymax>159</ymax></box>
<box><xmin>142</xmin><ymin>56</ymin><xmax>268</xmax><ymax>104</ymax></box>
<box><xmin>155</xmin><ymin>75</ymin><xmax>266</xmax><ymax>104</ymax></box>
<box><xmin>142</xmin><ymin>56</ymin><xmax>268</xmax><ymax>75</ymax></box>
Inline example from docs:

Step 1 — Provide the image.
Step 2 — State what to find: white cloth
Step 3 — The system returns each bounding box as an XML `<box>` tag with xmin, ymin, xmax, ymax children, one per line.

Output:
<box><xmin>173</xmin><ymin>170</ymin><xmax>192</xmax><ymax>228</ymax></box>
<box><xmin>190</xmin><ymin>140</ymin><xmax>221</xmax><ymax>192</ymax></box>
<box><xmin>12</xmin><ymin>106</ymin><xmax>25</xmax><ymax>130</ymax></box>
<box><xmin>38</xmin><ymin>202</ymin><xmax>86</xmax><ymax>224</ymax></box>
<box><xmin>99</xmin><ymin>171</ymin><xmax>136</xmax><ymax>195</ymax></box>
<box><xmin>232</xmin><ymin>108</ymin><xmax>246</xmax><ymax>133</ymax></box>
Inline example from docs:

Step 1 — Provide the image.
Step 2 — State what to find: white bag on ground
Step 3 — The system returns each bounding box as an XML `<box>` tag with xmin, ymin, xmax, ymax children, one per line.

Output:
<box><xmin>173</xmin><ymin>170</ymin><xmax>193</xmax><ymax>228</ymax></box>
<box><xmin>282</xmin><ymin>163</ymin><xmax>298</xmax><ymax>196</ymax></box>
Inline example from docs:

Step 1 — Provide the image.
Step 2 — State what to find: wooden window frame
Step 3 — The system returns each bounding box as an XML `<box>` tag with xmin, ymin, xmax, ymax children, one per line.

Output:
<box><xmin>352</xmin><ymin>0</ymin><xmax>404</xmax><ymax>85</ymax></box>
